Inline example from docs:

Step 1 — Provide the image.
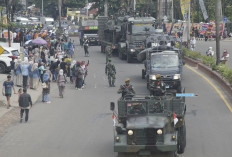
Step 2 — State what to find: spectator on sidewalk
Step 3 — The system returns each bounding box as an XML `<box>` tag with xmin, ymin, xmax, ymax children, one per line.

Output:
<box><xmin>10</xmin><ymin>57</ymin><xmax>15</xmax><ymax>82</ymax></box>
<box><xmin>57</xmin><ymin>69</ymin><xmax>67</xmax><ymax>98</ymax></box>
<box><xmin>190</xmin><ymin>37</ymin><xmax>196</xmax><ymax>51</ymax></box>
<box><xmin>2</xmin><ymin>75</ymin><xmax>16</xmax><ymax>109</ymax></box>
<box><xmin>21</xmin><ymin>58</ymin><xmax>30</xmax><ymax>89</ymax></box>
<box><xmin>42</xmin><ymin>69</ymin><xmax>51</xmax><ymax>103</ymax></box>
<box><xmin>15</xmin><ymin>60</ymin><xmax>22</xmax><ymax>87</ymax></box>
<box><xmin>31</xmin><ymin>63</ymin><xmax>40</xmax><ymax>89</ymax></box>
<box><xmin>206</xmin><ymin>47</ymin><xmax>214</xmax><ymax>56</ymax></box>
<box><xmin>19</xmin><ymin>88</ymin><xmax>32</xmax><ymax>123</ymax></box>
<box><xmin>39</xmin><ymin>62</ymin><xmax>45</xmax><ymax>83</ymax></box>
<box><xmin>220</xmin><ymin>49</ymin><xmax>230</xmax><ymax>65</ymax></box>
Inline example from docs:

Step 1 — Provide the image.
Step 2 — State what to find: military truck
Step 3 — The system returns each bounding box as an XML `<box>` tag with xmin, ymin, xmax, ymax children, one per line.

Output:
<box><xmin>98</xmin><ymin>15</ymin><xmax>156</xmax><ymax>63</ymax></box>
<box><xmin>79</xmin><ymin>20</ymin><xmax>99</xmax><ymax>46</ymax></box>
<box><xmin>110</xmin><ymin>92</ymin><xmax>186</xmax><ymax>156</ymax></box>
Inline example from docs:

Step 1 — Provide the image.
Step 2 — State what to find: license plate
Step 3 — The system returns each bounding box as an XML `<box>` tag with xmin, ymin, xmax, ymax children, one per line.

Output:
<box><xmin>166</xmin><ymin>85</ymin><xmax>169</xmax><ymax>88</ymax></box>
<box><xmin>152</xmin><ymin>43</ymin><xmax>158</xmax><ymax>47</ymax></box>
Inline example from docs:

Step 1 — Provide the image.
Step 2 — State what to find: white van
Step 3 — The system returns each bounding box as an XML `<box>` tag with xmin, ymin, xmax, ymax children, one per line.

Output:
<box><xmin>0</xmin><ymin>46</ymin><xmax>21</xmax><ymax>73</ymax></box>
<box><xmin>16</xmin><ymin>17</ymin><xmax>30</xmax><ymax>25</ymax></box>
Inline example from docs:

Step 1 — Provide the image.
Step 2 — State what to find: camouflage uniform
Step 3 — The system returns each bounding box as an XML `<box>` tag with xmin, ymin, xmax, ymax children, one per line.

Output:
<box><xmin>118</xmin><ymin>78</ymin><xmax>135</xmax><ymax>98</ymax></box>
<box><xmin>105</xmin><ymin>59</ymin><xmax>116</xmax><ymax>87</ymax></box>
<box><xmin>105</xmin><ymin>45</ymin><xmax>112</xmax><ymax>64</ymax></box>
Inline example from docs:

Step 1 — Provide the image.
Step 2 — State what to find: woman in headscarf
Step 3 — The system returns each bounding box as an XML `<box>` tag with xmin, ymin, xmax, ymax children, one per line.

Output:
<box><xmin>28</xmin><ymin>61</ymin><xmax>34</xmax><ymax>88</ymax></box>
<box><xmin>42</xmin><ymin>69</ymin><xmax>51</xmax><ymax>103</ymax></box>
<box><xmin>57</xmin><ymin>69</ymin><xmax>67</xmax><ymax>98</ymax></box>
<box><xmin>31</xmin><ymin>63</ymin><xmax>40</xmax><ymax>89</ymax></box>
<box><xmin>81</xmin><ymin>60</ymin><xmax>89</xmax><ymax>87</ymax></box>
<box><xmin>15</xmin><ymin>59</ymin><xmax>22</xmax><ymax>87</ymax></box>
<box><xmin>70</xmin><ymin>60</ymin><xmax>76</xmax><ymax>84</ymax></box>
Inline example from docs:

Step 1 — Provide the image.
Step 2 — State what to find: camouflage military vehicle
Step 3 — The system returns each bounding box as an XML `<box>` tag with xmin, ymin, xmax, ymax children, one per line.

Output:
<box><xmin>98</xmin><ymin>14</ymin><xmax>156</xmax><ymax>63</ymax></box>
<box><xmin>110</xmin><ymin>92</ymin><xmax>186</xmax><ymax>156</ymax></box>
<box><xmin>79</xmin><ymin>20</ymin><xmax>99</xmax><ymax>46</ymax></box>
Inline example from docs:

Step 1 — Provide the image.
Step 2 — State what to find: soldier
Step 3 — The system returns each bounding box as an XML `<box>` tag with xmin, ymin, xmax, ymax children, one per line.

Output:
<box><xmin>83</xmin><ymin>35</ymin><xmax>90</xmax><ymax>57</ymax></box>
<box><xmin>105</xmin><ymin>58</ymin><xmax>116</xmax><ymax>87</ymax></box>
<box><xmin>105</xmin><ymin>45</ymin><xmax>112</xmax><ymax>64</ymax></box>
<box><xmin>117</xmin><ymin>78</ymin><xmax>135</xmax><ymax>98</ymax></box>
<box><xmin>152</xmin><ymin>74</ymin><xmax>166</xmax><ymax>96</ymax></box>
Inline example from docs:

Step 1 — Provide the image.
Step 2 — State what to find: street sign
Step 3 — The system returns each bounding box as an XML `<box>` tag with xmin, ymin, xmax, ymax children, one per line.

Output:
<box><xmin>0</xmin><ymin>46</ymin><xmax>5</xmax><ymax>55</ymax></box>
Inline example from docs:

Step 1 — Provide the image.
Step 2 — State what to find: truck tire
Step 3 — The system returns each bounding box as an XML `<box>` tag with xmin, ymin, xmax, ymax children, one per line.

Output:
<box><xmin>119</xmin><ymin>50</ymin><xmax>123</xmax><ymax>60</ymax></box>
<box><xmin>0</xmin><ymin>62</ymin><xmax>6</xmax><ymax>74</ymax></box>
<box><xmin>127</xmin><ymin>53</ymin><xmax>132</xmax><ymax>63</ymax></box>
<box><xmin>142</xmin><ymin>69</ymin><xmax>145</xmax><ymax>79</ymax></box>
<box><xmin>177</xmin><ymin>122</ymin><xmax>186</xmax><ymax>154</ymax></box>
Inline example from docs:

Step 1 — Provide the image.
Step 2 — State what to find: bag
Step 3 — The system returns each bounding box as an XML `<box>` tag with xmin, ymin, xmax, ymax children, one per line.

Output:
<box><xmin>42</xmin><ymin>82</ymin><xmax>48</xmax><ymax>89</ymax></box>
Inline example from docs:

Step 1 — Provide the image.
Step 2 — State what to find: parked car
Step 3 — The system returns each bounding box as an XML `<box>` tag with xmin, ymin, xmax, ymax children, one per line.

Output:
<box><xmin>0</xmin><ymin>46</ymin><xmax>21</xmax><ymax>73</ymax></box>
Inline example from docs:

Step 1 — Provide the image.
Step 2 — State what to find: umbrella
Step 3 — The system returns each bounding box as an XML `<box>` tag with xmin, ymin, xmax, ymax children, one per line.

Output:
<box><xmin>25</xmin><ymin>40</ymin><xmax>32</xmax><ymax>45</ymax></box>
<box><xmin>31</xmin><ymin>38</ymin><xmax>47</xmax><ymax>45</ymax></box>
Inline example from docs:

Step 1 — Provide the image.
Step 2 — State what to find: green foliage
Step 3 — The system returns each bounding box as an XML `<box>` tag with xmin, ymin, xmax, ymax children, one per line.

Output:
<box><xmin>202</xmin><ymin>55</ymin><xmax>216</xmax><ymax>69</ymax></box>
<box><xmin>183</xmin><ymin>47</ymin><xmax>201</xmax><ymax>60</ymax></box>
<box><xmin>216</xmin><ymin>64</ymin><xmax>232</xmax><ymax>85</ymax></box>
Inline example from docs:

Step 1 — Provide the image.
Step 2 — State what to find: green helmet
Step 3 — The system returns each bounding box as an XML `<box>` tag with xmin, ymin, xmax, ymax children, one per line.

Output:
<box><xmin>108</xmin><ymin>58</ymin><xmax>112</xmax><ymax>61</ymax></box>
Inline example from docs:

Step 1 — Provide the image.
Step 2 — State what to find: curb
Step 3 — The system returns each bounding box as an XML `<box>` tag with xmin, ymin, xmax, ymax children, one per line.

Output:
<box><xmin>183</xmin><ymin>56</ymin><xmax>232</xmax><ymax>96</ymax></box>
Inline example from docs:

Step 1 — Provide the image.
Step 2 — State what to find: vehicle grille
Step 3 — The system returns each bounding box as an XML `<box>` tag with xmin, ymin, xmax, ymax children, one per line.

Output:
<box><xmin>127</xmin><ymin>129</ymin><xmax>163</xmax><ymax>145</ymax></box>
<box><xmin>133</xmin><ymin>41</ymin><xmax>144</xmax><ymax>48</ymax></box>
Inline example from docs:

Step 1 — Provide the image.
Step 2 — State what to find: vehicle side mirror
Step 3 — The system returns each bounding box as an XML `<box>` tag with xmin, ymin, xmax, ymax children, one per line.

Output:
<box><xmin>110</xmin><ymin>102</ymin><xmax>115</xmax><ymax>111</ymax></box>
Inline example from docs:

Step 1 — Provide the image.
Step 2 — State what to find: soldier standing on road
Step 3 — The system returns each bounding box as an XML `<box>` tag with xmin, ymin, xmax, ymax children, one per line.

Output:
<box><xmin>117</xmin><ymin>78</ymin><xmax>135</xmax><ymax>97</ymax></box>
<box><xmin>105</xmin><ymin>58</ymin><xmax>116</xmax><ymax>87</ymax></box>
<box><xmin>105</xmin><ymin>45</ymin><xmax>112</xmax><ymax>64</ymax></box>
<box><xmin>83</xmin><ymin>36</ymin><xmax>90</xmax><ymax>57</ymax></box>
<box><xmin>19</xmin><ymin>88</ymin><xmax>32</xmax><ymax>123</ymax></box>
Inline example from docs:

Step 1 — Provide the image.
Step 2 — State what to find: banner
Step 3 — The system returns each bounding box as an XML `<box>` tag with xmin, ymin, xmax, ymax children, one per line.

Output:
<box><xmin>199</xmin><ymin>0</ymin><xmax>209</xmax><ymax>20</ymax></box>
<box><xmin>180</xmin><ymin>0</ymin><xmax>190</xmax><ymax>19</ymax></box>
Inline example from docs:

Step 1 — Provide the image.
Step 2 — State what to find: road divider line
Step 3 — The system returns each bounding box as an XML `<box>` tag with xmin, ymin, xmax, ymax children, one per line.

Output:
<box><xmin>186</xmin><ymin>65</ymin><xmax>232</xmax><ymax>113</ymax></box>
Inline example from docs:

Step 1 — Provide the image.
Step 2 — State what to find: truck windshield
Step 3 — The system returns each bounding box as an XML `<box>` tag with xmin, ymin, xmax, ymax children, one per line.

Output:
<box><xmin>151</xmin><ymin>54</ymin><xmax>179</xmax><ymax>68</ymax></box>
<box><xmin>83</xmin><ymin>30</ymin><xmax>98</xmax><ymax>34</ymax></box>
<box><xmin>148</xmin><ymin>102</ymin><xmax>164</xmax><ymax>113</ymax></box>
<box><xmin>132</xmin><ymin>25</ymin><xmax>155</xmax><ymax>34</ymax></box>
<box><xmin>127</xmin><ymin>102</ymin><xmax>147</xmax><ymax>115</ymax></box>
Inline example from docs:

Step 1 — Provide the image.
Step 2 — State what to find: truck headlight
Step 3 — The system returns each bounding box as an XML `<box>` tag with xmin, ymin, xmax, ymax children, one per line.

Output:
<box><xmin>128</xmin><ymin>130</ymin><xmax>133</xmax><ymax>135</ymax></box>
<box><xmin>149</xmin><ymin>75</ymin><xmax>156</xmax><ymax>80</ymax></box>
<box><xmin>157</xmin><ymin>129</ymin><xmax>162</xmax><ymax>135</ymax></box>
<box><xmin>130</xmin><ymin>48</ymin><xmax>135</xmax><ymax>52</ymax></box>
<box><xmin>173</xmin><ymin>74</ymin><xmax>181</xmax><ymax>80</ymax></box>
<box><xmin>115</xmin><ymin>136</ymin><xmax>120</xmax><ymax>142</ymax></box>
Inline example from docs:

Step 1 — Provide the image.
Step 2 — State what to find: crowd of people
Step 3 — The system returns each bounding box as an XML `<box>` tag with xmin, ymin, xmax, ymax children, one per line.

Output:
<box><xmin>7</xmin><ymin>32</ymin><xmax>89</xmax><ymax>107</ymax></box>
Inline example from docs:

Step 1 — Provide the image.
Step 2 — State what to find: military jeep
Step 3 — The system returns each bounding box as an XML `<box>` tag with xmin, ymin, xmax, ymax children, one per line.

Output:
<box><xmin>110</xmin><ymin>91</ymin><xmax>186</xmax><ymax>156</ymax></box>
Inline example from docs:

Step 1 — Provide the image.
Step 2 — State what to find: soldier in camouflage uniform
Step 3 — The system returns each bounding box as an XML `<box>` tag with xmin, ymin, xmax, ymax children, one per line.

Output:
<box><xmin>105</xmin><ymin>45</ymin><xmax>112</xmax><ymax>64</ymax></box>
<box><xmin>105</xmin><ymin>58</ymin><xmax>116</xmax><ymax>87</ymax></box>
<box><xmin>117</xmin><ymin>78</ymin><xmax>135</xmax><ymax>98</ymax></box>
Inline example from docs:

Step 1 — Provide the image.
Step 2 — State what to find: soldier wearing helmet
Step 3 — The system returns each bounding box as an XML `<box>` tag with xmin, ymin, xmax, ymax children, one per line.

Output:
<box><xmin>105</xmin><ymin>58</ymin><xmax>116</xmax><ymax>87</ymax></box>
<box><xmin>152</xmin><ymin>74</ymin><xmax>166</xmax><ymax>96</ymax></box>
<box><xmin>118</xmin><ymin>78</ymin><xmax>135</xmax><ymax>98</ymax></box>
<box><xmin>105</xmin><ymin>45</ymin><xmax>113</xmax><ymax>64</ymax></box>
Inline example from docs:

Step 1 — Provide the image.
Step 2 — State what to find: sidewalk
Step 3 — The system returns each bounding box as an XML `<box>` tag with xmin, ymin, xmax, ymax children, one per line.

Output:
<box><xmin>0</xmin><ymin>74</ymin><xmax>42</xmax><ymax>119</ymax></box>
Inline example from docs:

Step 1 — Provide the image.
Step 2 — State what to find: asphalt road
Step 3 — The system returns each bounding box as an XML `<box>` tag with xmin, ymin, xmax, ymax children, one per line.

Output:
<box><xmin>195</xmin><ymin>40</ymin><xmax>232</xmax><ymax>68</ymax></box>
<box><xmin>0</xmin><ymin>38</ymin><xmax>232</xmax><ymax>157</ymax></box>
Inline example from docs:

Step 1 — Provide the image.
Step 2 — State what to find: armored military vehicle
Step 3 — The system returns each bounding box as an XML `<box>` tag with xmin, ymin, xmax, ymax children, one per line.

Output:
<box><xmin>79</xmin><ymin>20</ymin><xmax>99</xmax><ymax>46</ymax></box>
<box><xmin>98</xmin><ymin>14</ymin><xmax>156</xmax><ymax>63</ymax></box>
<box><xmin>137</xmin><ymin>35</ymin><xmax>183</xmax><ymax>94</ymax></box>
<box><xmin>110</xmin><ymin>92</ymin><xmax>186</xmax><ymax>156</ymax></box>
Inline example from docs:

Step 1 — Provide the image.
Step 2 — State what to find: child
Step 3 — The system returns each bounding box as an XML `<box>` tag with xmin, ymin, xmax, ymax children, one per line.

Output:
<box><xmin>18</xmin><ymin>88</ymin><xmax>22</xmax><ymax>102</ymax></box>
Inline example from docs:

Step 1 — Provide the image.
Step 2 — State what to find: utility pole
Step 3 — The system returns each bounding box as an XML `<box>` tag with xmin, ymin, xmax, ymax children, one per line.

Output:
<box><xmin>5</xmin><ymin>0</ymin><xmax>11</xmax><ymax>47</ymax></box>
<box><xmin>104</xmin><ymin>0</ymin><xmax>108</xmax><ymax>17</ymax></box>
<box><xmin>42</xmin><ymin>0</ymin><xmax>43</xmax><ymax>16</ymax></box>
<box><xmin>172</xmin><ymin>0</ymin><xmax>174</xmax><ymax>23</ymax></box>
<box><xmin>58</xmin><ymin>0</ymin><xmax>62</xmax><ymax>29</ymax></box>
<box><xmin>86</xmin><ymin>0</ymin><xmax>88</xmax><ymax>19</ymax></box>
<box><xmin>215</xmin><ymin>0</ymin><xmax>221</xmax><ymax>65</ymax></box>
